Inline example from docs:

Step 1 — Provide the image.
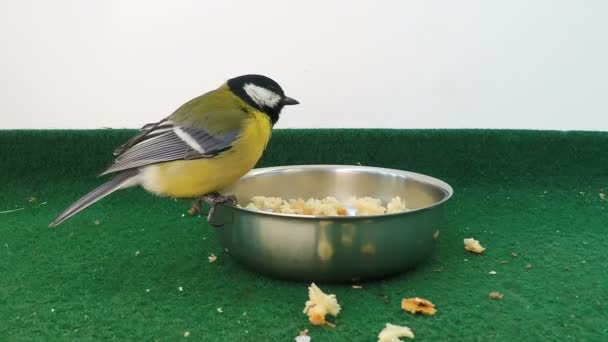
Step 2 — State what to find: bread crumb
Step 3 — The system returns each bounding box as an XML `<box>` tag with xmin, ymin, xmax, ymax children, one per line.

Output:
<box><xmin>295</xmin><ymin>329</ymin><xmax>311</xmax><ymax>342</ymax></box>
<box><xmin>464</xmin><ymin>238</ymin><xmax>485</xmax><ymax>253</ymax></box>
<box><xmin>134</xmin><ymin>250</ymin><xmax>140</xmax><ymax>256</ymax></box>
<box><xmin>303</xmin><ymin>283</ymin><xmax>341</xmax><ymax>327</ymax></box>
<box><xmin>489</xmin><ymin>291</ymin><xmax>504</xmax><ymax>300</ymax></box>
<box><xmin>93</xmin><ymin>219</ymin><xmax>101</xmax><ymax>225</ymax></box>
<box><xmin>352</xmin><ymin>285</ymin><xmax>363</xmax><ymax>289</ymax></box>
<box><xmin>510</xmin><ymin>251</ymin><xmax>518</xmax><ymax>257</ymax></box>
<box><xmin>245</xmin><ymin>195</ymin><xmax>409</xmax><ymax>216</ymax></box>
<box><xmin>246</xmin><ymin>196</ymin><xmax>284</xmax><ymax>212</ymax></box>
<box><xmin>525</xmin><ymin>263</ymin><xmax>533</xmax><ymax>269</ymax></box>
<box><xmin>208</xmin><ymin>253</ymin><xmax>217</xmax><ymax>263</ymax></box>
<box><xmin>386</xmin><ymin>196</ymin><xmax>408</xmax><ymax>214</ymax></box>
<box><xmin>488</xmin><ymin>271</ymin><xmax>497</xmax><ymax>275</ymax></box>
<box><xmin>401</xmin><ymin>297</ymin><xmax>436</xmax><ymax>315</ymax></box>
<box><xmin>433</xmin><ymin>230</ymin><xmax>440</xmax><ymax>240</ymax></box>
<box><xmin>184</xmin><ymin>331</ymin><xmax>190</xmax><ymax>337</ymax></box>
<box><xmin>178</xmin><ymin>286</ymin><xmax>183</xmax><ymax>292</ymax></box>
<box><xmin>28</xmin><ymin>196</ymin><xmax>37</xmax><ymax>203</ymax></box>
<box><xmin>600</xmin><ymin>192</ymin><xmax>606</xmax><ymax>201</ymax></box>
<box><xmin>217</xmin><ymin>307</ymin><xmax>223</xmax><ymax>313</ymax></box>
<box><xmin>377</xmin><ymin>323</ymin><xmax>414</xmax><ymax>341</ymax></box>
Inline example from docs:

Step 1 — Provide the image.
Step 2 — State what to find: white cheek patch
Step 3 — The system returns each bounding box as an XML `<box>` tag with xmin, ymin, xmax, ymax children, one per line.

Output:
<box><xmin>243</xmin><ymin>83</ymin><xmax>281</xmax><ymax>108</ymax></box>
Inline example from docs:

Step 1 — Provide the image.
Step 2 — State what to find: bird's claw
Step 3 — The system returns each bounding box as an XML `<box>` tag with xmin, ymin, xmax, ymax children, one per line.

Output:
<box><xmin>203</xmin><ymin>192</ymin><xmax>237</xmax><ymax>226</ymax></box>
<box><xmin>188</xmin><ymin>198</ymin><xmax>204</xmax><ymax>216</ymax></box>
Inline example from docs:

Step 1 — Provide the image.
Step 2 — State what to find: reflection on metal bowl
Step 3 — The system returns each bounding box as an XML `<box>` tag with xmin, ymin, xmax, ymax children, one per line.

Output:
<box><xmin>212</xmin><ymin>165</ymin><xmax>453</xmax><ymax>282</ymax></box>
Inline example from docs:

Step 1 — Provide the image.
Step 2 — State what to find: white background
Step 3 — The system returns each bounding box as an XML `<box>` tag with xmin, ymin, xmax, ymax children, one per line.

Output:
<box><xmin>1</xmin><ymin>0</ymin><xmax>607</xmax><ymax>130</ymax></box>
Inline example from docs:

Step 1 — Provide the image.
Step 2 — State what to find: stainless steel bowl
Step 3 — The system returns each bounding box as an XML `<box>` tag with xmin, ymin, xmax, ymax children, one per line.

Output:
<box><xmin>212</xmin><ymin>165</ymin><xmax>453</xmax><ymax>282</ymax></box>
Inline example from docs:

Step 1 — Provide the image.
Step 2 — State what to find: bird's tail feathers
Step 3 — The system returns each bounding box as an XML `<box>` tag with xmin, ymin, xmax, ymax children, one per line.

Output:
<box><xmin>49</xmin><ymin>170</ymin><xmax>139</xmax><ymax>227</ymax></box>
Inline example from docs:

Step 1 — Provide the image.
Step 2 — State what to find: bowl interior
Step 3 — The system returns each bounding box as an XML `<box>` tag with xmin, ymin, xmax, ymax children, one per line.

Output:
<box><xmin>223</xmin><ymin>165</ymin><xmax>451</xmax><ymax>213</ymax></box>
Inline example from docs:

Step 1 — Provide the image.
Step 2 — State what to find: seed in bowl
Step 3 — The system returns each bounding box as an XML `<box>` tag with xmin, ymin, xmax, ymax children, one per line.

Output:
<box><xmin>243</xmin><ymin>196</ymin><xmax>409</xmax><ymax>216</ymax></box>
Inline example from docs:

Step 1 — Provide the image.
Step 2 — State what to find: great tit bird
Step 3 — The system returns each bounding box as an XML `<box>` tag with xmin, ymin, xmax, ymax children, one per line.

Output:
<box><xmin>49</xmin><ymin>74</ymin><xmax>299</xmax><ymax>227</ymax></box>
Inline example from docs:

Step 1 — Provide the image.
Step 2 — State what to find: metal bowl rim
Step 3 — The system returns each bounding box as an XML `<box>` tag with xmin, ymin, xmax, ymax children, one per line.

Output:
<box><xmin>221</xmin><ymin>164</ymin><xmax>454</xmax><ymax>220</ymax></box>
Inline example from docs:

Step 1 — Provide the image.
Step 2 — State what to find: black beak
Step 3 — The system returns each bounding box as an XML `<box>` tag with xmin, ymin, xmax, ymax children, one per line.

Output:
<box><xmin>282</xmin><ymin>96</ymin><xmax>299</xmax><ymax>106</ymax></box>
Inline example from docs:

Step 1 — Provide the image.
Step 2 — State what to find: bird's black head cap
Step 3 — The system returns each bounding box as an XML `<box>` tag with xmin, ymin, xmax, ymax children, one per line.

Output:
<box><xmin>227</xmin><ymin>74</ymin><xmax>299</xmax><ymax>125</ymax></box>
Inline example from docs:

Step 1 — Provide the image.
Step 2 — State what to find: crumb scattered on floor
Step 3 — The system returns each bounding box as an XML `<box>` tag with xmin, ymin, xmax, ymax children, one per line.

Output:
<box><xmin>433</xmin><ymin>230</ymin><xmax>440</xmax><ymax>240</ymax></box>
<box><xmin>377</xmin><ymin>323</ymin><xmax>415</xmax><ymax>341</ymax></box>
<box><xmin>217</xmin><ymin>308</ymin><xmax>223</xmax><ymax>313</ymax></box>
<box><xmin>295</xmin><ymin>329</ymin><xmax>311</xmax><ymax>342</ymax></box>
<box><xmin>464</xmin><ymin>238</ymin><xmax>485</xmax><ymax>253</ymax></box>
<box><xmin>401</xmin><ymin>297</ymin><xmax>436</xmax><ymax>315</ymax></box>
<box><xmin>208</xmin><ymin>253</ymin><xmax>217</xmax><ymax>263</ymax></box>
<box><xmin>489</xmin><ymin>271</ymin><xmax>497</xmax><ymax>275</ymax></box>
<box><xmin>184</xmin><ymin>331</ymin><xmax>190</xmax><ymax>337</ymax></box>
<box><xmin>489</xmin><ymin>291</ymin><xmax>504</xmax><ymax>300</ymax></box>
<box><xmin>600</xmin><ymin>192</ymin><xmax>606</xmax><ymax>201</ymax></box>
<box><xmin>93</xmin><ymin>219</ymin><xmax>101</xmax><ymax>225</ymax></box>
<box><xmin>352</xmin><ymin>285</ymin><xmax>363</xmax><ymax>289</ymax></box>
<box><xmin>303</xmin><ymin>283</ymin><xmax>341</xmax><ymax>327</ymax></box>
<box><xmin>510</xmin><ymin>251</ymin><xmax>518</xmax><ymax>257</ymax></box>
<box><xmin>525</xmin><ymin>263</ymin><xmax>533</xmax><ymax>269</ymax></box>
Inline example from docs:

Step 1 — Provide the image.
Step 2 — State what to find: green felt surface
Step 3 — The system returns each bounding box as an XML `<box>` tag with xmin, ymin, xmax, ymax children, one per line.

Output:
<box><xmin>1</xmin><ymin>129</ymin><xmax>607</xmax><ymax>341</ymax></box>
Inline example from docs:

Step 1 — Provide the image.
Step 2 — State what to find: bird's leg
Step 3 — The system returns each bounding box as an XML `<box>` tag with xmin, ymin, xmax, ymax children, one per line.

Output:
<box><xmin>203</xmin><ymin>192</ymin><xmax>238</xmax><ymax>226</ymax></box>
<box><xmin>188</xmin><ymin>198</ymin><xmax>205</xmax><ymax>216</ymax></box>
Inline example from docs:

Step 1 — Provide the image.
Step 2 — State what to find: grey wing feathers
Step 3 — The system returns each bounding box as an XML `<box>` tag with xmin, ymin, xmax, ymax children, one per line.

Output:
<box><xmin>100</xmin><ymin>121</ymin><xmax>240</xmax><ymax>176</ymax></box>
<box><xmin>113</xmin><ymin>119</ymin><xmax>171</xmax><ymax>156</ymax></box>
